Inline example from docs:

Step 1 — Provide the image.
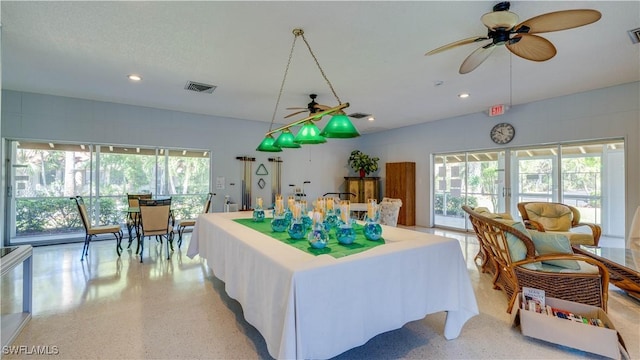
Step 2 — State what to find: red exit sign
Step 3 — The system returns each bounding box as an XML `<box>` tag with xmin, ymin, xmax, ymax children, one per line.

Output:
<box><xmin>489</xmin><ymin>104</ymin><xmax>505</xmax><ymax>117</ymax></box>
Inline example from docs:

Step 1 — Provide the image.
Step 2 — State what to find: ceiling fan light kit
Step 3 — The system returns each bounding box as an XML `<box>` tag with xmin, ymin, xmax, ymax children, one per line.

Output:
<box><xmin>425</xmin><ymin>1</ymin><xmax>601</xmax><ymax>74</ymax></box>
<box><xmin>256</xmin><ymin>28</ymin><xmax>359</xmax><ymax>152</ymax></box>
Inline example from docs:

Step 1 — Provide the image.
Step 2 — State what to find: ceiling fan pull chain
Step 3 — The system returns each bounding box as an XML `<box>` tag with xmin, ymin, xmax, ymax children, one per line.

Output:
<box><xmin>300</xmin><ymin>32</ymin><xmax>342</xmax><ymax>105</ymax></box>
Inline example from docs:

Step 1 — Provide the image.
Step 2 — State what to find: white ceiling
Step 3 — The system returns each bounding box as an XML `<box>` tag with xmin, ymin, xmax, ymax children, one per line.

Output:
<box><xmin>2</xmin><ymin>1</ymin><xmax>639</xmax><ymax>134</ymax></box>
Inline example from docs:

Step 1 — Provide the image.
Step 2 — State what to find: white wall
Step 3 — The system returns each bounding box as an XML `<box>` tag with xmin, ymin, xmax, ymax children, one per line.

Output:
<box><xmin>0</xmin><ymin>90</ymin><xmax>359</xmax><ymax>213</ymax></box>
<box><xmin>357</xmin><ymin>82</ymin><xmax>640</xmax><ymax>241</ymax></box>
<box><xmin>2</xmin><ymin>81</ymin><xmax>639</xmax><ymax>243</ymax></box>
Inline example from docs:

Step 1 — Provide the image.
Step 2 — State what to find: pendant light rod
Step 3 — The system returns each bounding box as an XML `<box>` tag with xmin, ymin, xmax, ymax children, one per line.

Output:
<box><xmin>267</xmin><ymin>29</ymin><xmax>299</xmax><ymax>132</ymax></box>
<box><xmin>265</xmin><ymin>102</ymin><xmax>349</xmax><ymax>136</ymax></box>
<box><xmin>299</xmin><ymin>30</ymin><xmax>342</xmax><ymax>105</ymax></box>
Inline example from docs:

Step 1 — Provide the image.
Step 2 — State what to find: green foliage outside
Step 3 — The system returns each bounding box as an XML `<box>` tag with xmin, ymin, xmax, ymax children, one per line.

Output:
<box><xmin>16</xmin><ymin>194</ymin><xmax>207</xmax><ymax>235</ymax></box>
<box><xmin>13</xmin><ymin>144</ymin><xmax>210</xmax><ymax>238</ymax></box>
<box><xmin>434</xmin><ymin>194</ymin><xmax>477</xmax><ymax>217</ymax></box>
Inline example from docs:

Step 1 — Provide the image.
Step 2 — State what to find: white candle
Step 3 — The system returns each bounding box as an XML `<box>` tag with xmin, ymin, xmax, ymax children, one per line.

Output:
<box><xmin>341</xmin><ymin>202</ymin><xmax>349</xmax><ymax>223</ymax></box>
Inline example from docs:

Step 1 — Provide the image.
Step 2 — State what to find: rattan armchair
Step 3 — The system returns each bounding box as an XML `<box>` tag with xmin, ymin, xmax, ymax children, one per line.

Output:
<box><xmin>71</xmin><ymin>196</ymin><xmax>124</xmax><ymax>261</ymax></box>
<box><xmin>517</xmin><ymin>202</ymin><xmax>602</xmax><ymax>246</ymax></box>
<box><xmin>177</xmin><ymin>192</ymin><xmax>213</xmax><ymax>248</ymax></box>
<box><xmin>463</xmin><ymin>205</ymin><xmax>609</xmax><ymax>313</ymax></box>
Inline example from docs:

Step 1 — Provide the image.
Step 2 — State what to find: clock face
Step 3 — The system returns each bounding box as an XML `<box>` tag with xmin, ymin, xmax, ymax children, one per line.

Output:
<box><xmin>490</xmin><ymin>123</ymin><xmax>515</xmax><ymax>144</ymax></box>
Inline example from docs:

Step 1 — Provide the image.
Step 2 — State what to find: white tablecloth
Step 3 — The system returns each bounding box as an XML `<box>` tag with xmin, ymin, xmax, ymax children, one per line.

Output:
<box><xmin>187</xmin><ymin>212</ymin><xmax>478</xmax><ymax>359</ymax></box>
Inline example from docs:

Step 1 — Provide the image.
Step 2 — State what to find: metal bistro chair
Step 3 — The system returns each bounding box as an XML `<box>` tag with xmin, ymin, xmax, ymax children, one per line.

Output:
<box><xmin>126</xmin><ymin>193</ymin><xmax>152</xmax><ymax>248</ymax></box>
<box><xmin>177</xmin><ymin>192</ymin><xmax>213</xmax><ymax>248</ymax></box>
<box><xmin>71</xmin><ymin>196</ymin><xmax>124</xmax><ymax>261</ymax></box>
<box><xmin>138</xmin><ymin>198</ymin><xmax>174</xmax><ymax>262</ymax></box>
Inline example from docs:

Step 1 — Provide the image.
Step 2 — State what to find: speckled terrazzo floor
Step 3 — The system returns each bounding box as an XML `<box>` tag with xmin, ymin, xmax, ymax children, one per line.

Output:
<box><xmin>2</xmin><ymin>229</ymin><xmax>638</xmax><ymax>360</ymax></box>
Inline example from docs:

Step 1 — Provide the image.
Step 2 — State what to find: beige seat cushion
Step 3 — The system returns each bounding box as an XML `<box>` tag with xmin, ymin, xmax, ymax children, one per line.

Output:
<box><xmin>524</xmin><ymin>203</ymin><xmax>572</xmax><ymax>231</ymax></box>
<box><xmin>560</xmin><ymin>231</ymin><xmax>596</xmax><ymax>246</ymax></box>
<box><xmin>87</xmin><ymin>224</ymin><xmax>121</xmax><ymax>235</ymax></box>
<box><xmin>180</xmin><ymin>219</ymin><xmax>196</xmax><ymax>227</ymax></box>
<box><xmin>475</xmin><ymin>207</ymin><xmax>513</xmax><ymax>221</ymax></box>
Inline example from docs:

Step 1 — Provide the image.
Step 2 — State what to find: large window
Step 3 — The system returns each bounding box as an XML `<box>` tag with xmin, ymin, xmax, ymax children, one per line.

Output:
<box><xmin>6</xmin><ymin>141</ymin><xmax>211</xmax><ymax>245</ymax></box>
<box><xmin>433</xmin><ymin>139</ymin><xmax>624</xmax><ymax>243</ymax></box>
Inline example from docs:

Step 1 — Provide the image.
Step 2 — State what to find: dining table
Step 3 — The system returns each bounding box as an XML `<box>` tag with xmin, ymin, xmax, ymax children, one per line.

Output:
<box><xmin>187</xmin><ymin>212</ymin><xmax>478</xmax><ymax>360</ymax></box>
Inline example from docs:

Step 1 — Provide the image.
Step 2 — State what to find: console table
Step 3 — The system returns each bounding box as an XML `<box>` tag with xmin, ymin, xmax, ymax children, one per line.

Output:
<box><xmin>0</xmin><ymin>246</ymin><xmax>33</xmax><ymax>347</ymax></box>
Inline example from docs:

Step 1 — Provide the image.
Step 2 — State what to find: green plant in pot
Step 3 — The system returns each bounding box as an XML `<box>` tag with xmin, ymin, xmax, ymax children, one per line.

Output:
<box><xmin>349</xmin><ymin>150</ymin><xmax>379</xmax><ymax>178</ymax></box>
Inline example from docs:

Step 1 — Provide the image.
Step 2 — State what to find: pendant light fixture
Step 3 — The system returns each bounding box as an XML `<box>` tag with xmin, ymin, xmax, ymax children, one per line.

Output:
<box><xmin>256</xmin><ymin>28</ymin><xmax>359</xmax><ymax>152</ymax></box>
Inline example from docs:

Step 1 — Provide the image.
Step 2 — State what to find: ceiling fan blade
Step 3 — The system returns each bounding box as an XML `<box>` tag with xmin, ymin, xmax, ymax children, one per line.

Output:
<box><xmin>459</xmin><ymin>44</ymin><xmax>497</xmax><ymax>74</ymax></box>
<box><xmin>286</xmin><ymin>107</ymin><xmax>307</xmax><ymax>110</ymax></box>
<box><xmin>506</xmin><ymin>34</ymin><xmax>556</xmax><ymax>61</ymax></box>
<box><xmin>514</xmin><ymin>9</ymin><xmax>601</xmax><ymax>34</ymax></box>
<box><xmin>481</xmin><ymin>11</ymin><xmax>519</xmax><ymax>30</ymax></box>
<box><xmin>314</xmin><ymin>104</ymin><xmax>331</xmax><ymax>111</ymax></box>
<box><xmin>284</xmin><ymin>110</ymin><xmax>307</xmax><ymax>119</ymax></box>
<box><xmin>425</xmin><ymin>36</ymin><xmax>489</xmax><ymax>56</ymax></box>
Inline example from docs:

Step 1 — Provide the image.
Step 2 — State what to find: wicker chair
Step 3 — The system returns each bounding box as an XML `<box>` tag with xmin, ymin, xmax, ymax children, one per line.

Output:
<box><xmin>71</xmin><ymin>196</ymin><xmax>123</xmax><ymax>261</ymax></box>
<box><xmin>379</xmin><ymin>198</ymin><xmax>402</xmax><ymax>227</ymax></box>
<box><xmin>462</xmin><ymin>205</ymin><xmax>609</xmax><ymax>313</ymax></box>
<box><xmin>517</xmin><ymin>202</ymin><xmax>602</xmax><ymax>246</ymax></box>
<box><xmin>138</xmin><ymin>198</ymin><xmax>173</xmax><ymax>262</ymax></box>
<box><xmin>177</xmin><ymin>192</ymin><xmax>213</xmax><ymax>248</ymax></box>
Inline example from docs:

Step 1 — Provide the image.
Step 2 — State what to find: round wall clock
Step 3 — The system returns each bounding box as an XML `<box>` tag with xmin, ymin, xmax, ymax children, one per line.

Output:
<box><xmin>490</xmin><ymin>123</ymin><xmax>515</xmax><ymax>144</ymax></box>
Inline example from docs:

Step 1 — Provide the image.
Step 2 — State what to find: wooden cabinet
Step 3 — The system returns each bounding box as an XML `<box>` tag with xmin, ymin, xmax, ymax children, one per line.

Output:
<box><xmin>344</xmin><ymin>177</ymin><xmax>379</xmax><ymax>203</ymax></box>
<box><xmin>385</xmin><ymin>162</ymin><xmax>415</xmax><ymax>226</ymax></box>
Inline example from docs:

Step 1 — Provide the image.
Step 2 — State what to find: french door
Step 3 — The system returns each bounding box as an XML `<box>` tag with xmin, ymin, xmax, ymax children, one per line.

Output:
<box><xmin>433</xmin><ymin>139</ymin><xmax>624</xmax><ymax>240</ymax></box>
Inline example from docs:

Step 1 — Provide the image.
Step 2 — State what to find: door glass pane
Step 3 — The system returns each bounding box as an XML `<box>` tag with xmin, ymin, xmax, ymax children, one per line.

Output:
<box><xmin>12</xmin><ymin>141</ymin><xmax>91</xmax><ymax>243</ymax></box>
<box><xmin>561</xmin><ymin>140</ymin><xmax>624</xmax><ymax>239</ymax></box>
<box><xmin>434</xmin><ymin>153</ymin><xmax>467</xmax><ymax>229</ymax></box>
<box><xmin>561</xmin><ymin>143</ymin><xmax>602</xmax><ymax>224</ymax></box>
<box><xmin>167</xmin><ymin>149</ymin><xmax>211</xmax><ymax>221</ymax></box>
<box><xmin>96</xmin><ymin>145</ymin><xmax>156</xmax><ymax>227</ymax></box>
<box><xmin>511</xmin><ymin>146</ymin><xmax>558</xmax><ymax>213</ymax></box>
<box><xmin>466</xmin><ymin>150</ymin><xmax>504</xmax><ymax>213</ymax></box>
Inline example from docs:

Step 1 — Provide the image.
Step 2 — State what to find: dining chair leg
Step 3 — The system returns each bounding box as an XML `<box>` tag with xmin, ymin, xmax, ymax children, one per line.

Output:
<box><xmin>138</xmin><ymin>235</ymin><xmax>144</xmax><ymax>263</ymax></box>
<box><xmin>177</xmin><ymin>227</ymin><xmax>184</xmax><ymax>249</ymax></box>
<box><xmin>116</xmin><ymin>230</ymin><xmax>124</xmax><ymax>257</ymax></box>
<box><xmin>81</xmin><ymin>234</ymin><xmax>91</xmax><ymax>261</ymax></box>
<box><xmin>126</xmin><ymin>222</ymin><xmax>134</xmax><ymax>248</ymax></box>
<box><xmin>166</xmin><ymin>234</ymin><xmax>171</xmax><ymax>260</ymax></box>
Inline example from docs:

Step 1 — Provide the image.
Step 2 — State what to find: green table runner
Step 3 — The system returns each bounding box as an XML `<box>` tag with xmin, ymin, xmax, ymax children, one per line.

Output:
<box><xmin>234</xmin><ymin>218</ymin><xmax>385</xmax><ymax>258</ymax></box>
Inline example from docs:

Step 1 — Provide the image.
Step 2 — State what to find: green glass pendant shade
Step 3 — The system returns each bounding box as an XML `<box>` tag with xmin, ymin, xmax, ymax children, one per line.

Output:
<box><xmin>320</xmin><ymin>114</ymin><xmax>360</xmax><ymax>138</ymax></box>
<box><xmin>256</xmin><ymin>135</ymin><xmax>282</xmax><ymax>152</ymax></box>
<box><xmin>274</xmin><ymin>129</ymin><xmax>301</xmax><ymax>148</ymax></box>
<box><xmin>294</xmin><ymin>121</ymin><xmax>327</xmax><ymax>144</ymax></box>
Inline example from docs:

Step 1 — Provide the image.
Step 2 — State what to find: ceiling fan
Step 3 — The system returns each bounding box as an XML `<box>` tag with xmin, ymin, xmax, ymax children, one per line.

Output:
<box><xmin>425</xmin><ymin>2</ymin><xmax>601</xmax><ymax>74</ymax></box>
<box><xmin>284</xmin><ymin>94</ymin><xmax>332</xmax><ymax>119</ymax></box>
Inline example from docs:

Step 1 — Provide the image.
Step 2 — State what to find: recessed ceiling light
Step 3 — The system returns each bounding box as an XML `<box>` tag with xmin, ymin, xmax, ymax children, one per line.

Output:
<box><xmin>367</xmin><ymin>116</ymin><xmax>375</xmax><ymax>121</ymax></box>
<box><xmin>458</xmin><ymin>93</ymin><xmax>470</xmax><ymax>98</ymax></box>
<box><xmin>128</xmin><ymin>74</ymin><xmax>142</xmax><ymax>81</ymax></box>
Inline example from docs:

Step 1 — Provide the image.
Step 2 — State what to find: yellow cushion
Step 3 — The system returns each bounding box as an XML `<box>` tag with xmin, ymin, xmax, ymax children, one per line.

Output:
<box><xmin>180</xmin><ymin>219</ymin><xmax>196</xmax><ymax>227</ymax></box>
<box><xmin>87</xmin><ymin>224</ymin><xmax>121</xmax><ymax>235</ymax></box>
<box><xmin>553</xmin><ymin>231</ymin><xmax>595</xmax><ymax>246</ymax></box>
<box><xmin>525</xmin><ymin>203</ymin><xmax>572</xmax><ymax>231</ymax></box>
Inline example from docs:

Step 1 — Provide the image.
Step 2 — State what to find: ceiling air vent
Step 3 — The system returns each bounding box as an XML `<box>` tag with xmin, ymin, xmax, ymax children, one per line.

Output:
<box><xmin>348</xmin><ymin>112</ymin><xmax>372</xmax><ymax>119</ymax></box>
<box><xmin>628</xmin><ymin>28</ymin><xmax>640</xmax><ymax>44</ymax></box>
<box><xmin>184</xmin><ymin>81</ymin><xmax>217</xmax><ymax>94</ymax></box>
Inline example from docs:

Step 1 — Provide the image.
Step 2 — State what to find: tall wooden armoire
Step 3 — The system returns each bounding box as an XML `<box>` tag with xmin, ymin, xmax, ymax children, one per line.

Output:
<box><xmin>385</xmin><ymin>162</ymin><xmax>415</xmax><ymax>226</ymax></box>
<box><xmin>344</xmin><ymin>177</ymin><xmax>380</xmax><ymax>203</ymax></box>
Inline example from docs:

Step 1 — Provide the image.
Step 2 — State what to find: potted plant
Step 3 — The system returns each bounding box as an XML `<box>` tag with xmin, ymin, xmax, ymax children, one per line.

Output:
<box><xmin>348</xmin><ymin>150</ymin><xmax>379</xmax><ymax>178</ymax></box>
